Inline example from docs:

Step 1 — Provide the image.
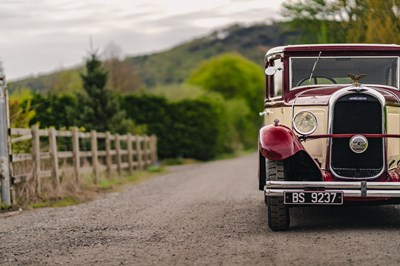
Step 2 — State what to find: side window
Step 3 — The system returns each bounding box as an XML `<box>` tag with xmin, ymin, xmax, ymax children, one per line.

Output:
<box><xmin>271</xmin><ymin>59</ymin><xmax>283</xmax><ymax>98</ymax></box>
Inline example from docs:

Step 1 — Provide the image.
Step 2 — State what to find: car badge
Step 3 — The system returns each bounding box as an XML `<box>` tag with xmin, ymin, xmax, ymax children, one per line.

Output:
<box><xmin>349</xmin><ymin>135</ymin><xmax>368</xmax><ymax>154</ymax></box>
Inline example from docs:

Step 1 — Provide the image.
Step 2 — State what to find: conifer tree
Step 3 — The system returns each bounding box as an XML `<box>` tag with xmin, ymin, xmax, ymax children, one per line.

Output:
<box><xmin>79</xmin><ymin>52</ymin><xmax>129</xmax><ymax>133</ymax></box>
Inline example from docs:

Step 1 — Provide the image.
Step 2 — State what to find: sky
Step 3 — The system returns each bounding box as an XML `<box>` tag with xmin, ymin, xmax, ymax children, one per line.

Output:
<box><xmin>1</xmin><ymin>0</ymin><xmax>285</xmax><ymax>81</ymax></box>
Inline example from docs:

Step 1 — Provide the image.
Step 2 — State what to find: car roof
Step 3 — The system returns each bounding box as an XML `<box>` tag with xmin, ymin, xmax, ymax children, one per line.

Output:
<box><xmin>265</xmin><ymin>44</ymin><xmax>400</xmax><ymax>58</ymax></box>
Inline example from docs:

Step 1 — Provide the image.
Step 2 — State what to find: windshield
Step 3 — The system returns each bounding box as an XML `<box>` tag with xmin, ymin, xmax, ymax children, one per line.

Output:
<box><xmin>291</xmin><ymin>56</ymin><xmax>399</xmax><ymax>89</ymax></box>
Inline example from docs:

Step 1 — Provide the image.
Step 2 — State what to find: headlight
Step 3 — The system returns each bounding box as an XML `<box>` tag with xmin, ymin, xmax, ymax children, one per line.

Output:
<box><xmin>293</xmin><ymin>111</ymin><xmax>318</xmax><ymax>135</ymax></box>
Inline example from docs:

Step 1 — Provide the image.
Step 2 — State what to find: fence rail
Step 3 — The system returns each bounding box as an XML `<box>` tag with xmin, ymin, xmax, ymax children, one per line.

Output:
<box><xmin>7</xmin><ymin>125</ymin><xmax>157</xmax><ymax>201</ymax></box>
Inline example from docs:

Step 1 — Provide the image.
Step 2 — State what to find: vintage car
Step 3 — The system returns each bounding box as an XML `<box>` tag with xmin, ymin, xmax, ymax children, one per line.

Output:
<box><xmin>259</xmin><ymin>44</ymin><xmax>400</xmax><ymax>231</ymax></box>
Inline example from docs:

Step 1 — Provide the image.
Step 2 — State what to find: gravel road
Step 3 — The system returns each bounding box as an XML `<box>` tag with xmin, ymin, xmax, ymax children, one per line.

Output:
<box><xmin>2</xmin><ymin>153</ymin><xmax>400</xmax><ymax>265</ymax></box>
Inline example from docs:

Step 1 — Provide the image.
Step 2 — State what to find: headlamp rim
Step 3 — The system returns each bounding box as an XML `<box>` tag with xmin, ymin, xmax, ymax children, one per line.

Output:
<box><xmin>292</xmin><ymin>111</ymin><xmax>318</xmax><ymax>135</ymax></box>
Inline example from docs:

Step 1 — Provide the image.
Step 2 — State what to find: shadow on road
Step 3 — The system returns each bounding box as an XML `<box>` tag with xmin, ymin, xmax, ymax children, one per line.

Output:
<box><xmin>288</xmin><ymin>205</ymin><xmax>400</xmax><ymax>231</ymax></box>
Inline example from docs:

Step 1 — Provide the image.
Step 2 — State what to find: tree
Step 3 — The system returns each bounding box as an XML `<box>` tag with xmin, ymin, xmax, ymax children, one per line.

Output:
<box><xmin>363</xmin><ymin>0</ymin><xmax>400</xmax><ymax>43</ymax></box>
<box><xmin>281</xmin><ymin>0</ymin><xmax>346</xmax><ymax>43</ymax></box>
<box><xmin>187</xmin><ymin>53</ymin><xmax>264</xmax><ymax>110</ymax></box>
<box><xmin>336</xmin><ymin>0</ymin><xmax>369</xmax><ymax>42</ymax></box>
<box><xmin>280</xmin><ymin>0</ymin><xmax>400</xmax><ymax>44</ymax></box>
<box><xmin>102</xmin><ymin>42</ymin><xmax>142</xmax><ymax>94</ymax></box>
<box><xmin>51</xmin><ymin>69</ymin><xmax>83</xmax><ymax>94</ymax></box>
<box><xmin>79</xmin><ymin>51</ymin><xmax>131</xmax><ymax>133</ymax></box>
<box><xmin>187</xmin><ymin>53</ymin><xmax>264</xmax><ymax>151</ymax></box>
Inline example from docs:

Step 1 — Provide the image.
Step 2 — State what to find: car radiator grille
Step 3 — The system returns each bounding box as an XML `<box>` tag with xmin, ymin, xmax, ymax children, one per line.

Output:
<box><xmin>331</xmin><ymin>93</ymin><xmax>383</xmax><ymax>178</ymax></box>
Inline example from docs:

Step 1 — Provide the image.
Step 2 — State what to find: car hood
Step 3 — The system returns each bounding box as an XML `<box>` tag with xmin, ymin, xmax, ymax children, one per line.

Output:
<box><xmin>286</xmin><ymin>85</ymin><xmax>400</xmax><ymax>105</ymax></box>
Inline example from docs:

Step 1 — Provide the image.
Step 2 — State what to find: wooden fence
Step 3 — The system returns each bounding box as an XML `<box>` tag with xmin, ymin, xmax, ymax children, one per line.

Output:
<box><xmin>9</xmin><ymin>125</ymin><xmax>157</xmax><ymax>199</ymax></box>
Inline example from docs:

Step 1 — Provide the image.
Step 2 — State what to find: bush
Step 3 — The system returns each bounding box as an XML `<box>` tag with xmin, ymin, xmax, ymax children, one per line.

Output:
<box><xmin>122</xmin><ymin>92</ymin><xmax>257</xmax><ymax>160</ymax></box>
<box><xmin>123</xmin><ymin>94</ymin><xmax>221</xmax><ymax>160</ymax></box>
<box><xmin>169</xmin><ymin>99</ymin><xmax>219</xmax><ymax>160</ymax></box>
<box><xmin>187</xmin><ymin>53</ymin><xmax>264</xmax><ymax>110</ymax></box>
<box><xmin>26</xmin><ymin>92</ymin><xmax>81</xmax><ymax>129</ymax></box>
<box><xmin>188</xmin><ymin>53</ymin><xmax>263</xmax><ymax>153</ymax></box>
<box><xmin>23</xmin><ymin>91</ymin><xmax>256</xmax><ymax>161</ymax></box>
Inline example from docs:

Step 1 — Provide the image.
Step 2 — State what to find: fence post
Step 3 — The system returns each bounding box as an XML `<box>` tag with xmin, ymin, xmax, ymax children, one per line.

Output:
<box><xmin>91</xmin><ymin>130</ymin><xmax>99</xmax><ymax>184</ymax></box>
<box><xmin>136</xmin><ymin>136</ymin><xmax>143</xmax><ymax>170</ymax></box>
<box><xmin>31</xmin><ymin>125</ymin><xmax>41</xmax><ymax>195</ymax></box>
<box><xmin>0</xmin><ymin>75</ymin><xmax>11</xmax><ymax>206</ymax></box>
<box><xmin>72</xmin><ymin>127</ymin><xmax>80</xmax><ymax>185</ymax></box>
<box><xmin>105</xmin><ymin>131</ymin><xmax>112</xmax><ymax>177</ymax></box>
<box><xmin>146</xmin><ymin>136</ymin><xmax>151</xmax><ymax>167</ymax></box>
<box><xmin>115</xmin><ymin>134</ymin><xmax>121</xmax><ymax>176</ymax></box>
<box><xmin>127</xmin><ymin>133</ymin><xmax>133</xmax><ymax>175</ymax></box>
<box><xmin>48</xmin><ymin>127</ymin><xmax>60</xmax><ymax>194</ymax></box>
<box><xmin>151</xmin><ymin>135</ymin><xmax>158</xmax><ymax>164</ymax></box>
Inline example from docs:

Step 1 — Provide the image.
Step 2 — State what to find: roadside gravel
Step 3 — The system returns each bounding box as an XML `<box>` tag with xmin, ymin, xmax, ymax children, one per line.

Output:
<box><xmin>2</xmin><ymin>153</ymin><xmax>400</xmax><ymax>265</ymax></box>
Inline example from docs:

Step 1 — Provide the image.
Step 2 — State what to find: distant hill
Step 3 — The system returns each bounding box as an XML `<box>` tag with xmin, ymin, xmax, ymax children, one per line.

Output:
<box><xmin>9</xmin><ymin>22</ymin><xmax>297</xmax><ymax>92</ymax></box>
<box><xmin>129</xmin><ymin>23</ymin><xmax>297</xmax><ymax>87</ymax></box>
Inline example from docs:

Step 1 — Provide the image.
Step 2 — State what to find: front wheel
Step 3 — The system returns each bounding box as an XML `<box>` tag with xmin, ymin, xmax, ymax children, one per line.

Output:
<box><xmin>266</xmin><ymin>159</ymin><xmax>290</xmax><ymax>231</ymax></box>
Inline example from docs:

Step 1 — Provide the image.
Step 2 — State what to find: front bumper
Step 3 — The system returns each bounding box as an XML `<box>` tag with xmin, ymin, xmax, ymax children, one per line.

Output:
<box><xmin>265</xmin><ymin>181</ymin><xmax>400</xmax><ymax>198</ymax></box>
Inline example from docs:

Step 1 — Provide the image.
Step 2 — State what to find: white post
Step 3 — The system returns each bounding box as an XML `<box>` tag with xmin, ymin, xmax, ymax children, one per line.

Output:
<box><xmin>0</xmin><ymin>75</ymin><xmax>11</xmax><ymax>206</ymax></box>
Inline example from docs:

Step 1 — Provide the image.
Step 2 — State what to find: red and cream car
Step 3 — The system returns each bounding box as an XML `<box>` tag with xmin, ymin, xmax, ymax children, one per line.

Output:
<box><xmin>259</xmin><ymin>44</ymin><xmax>400</xmax><ymax>231</ymax></box>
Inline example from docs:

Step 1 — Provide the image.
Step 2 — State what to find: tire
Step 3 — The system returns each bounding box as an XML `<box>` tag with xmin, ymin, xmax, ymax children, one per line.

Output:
<box><xmin>266</xmin><ymin>159</ymin><xmax>290</xmax><ymax>231</ymax></box>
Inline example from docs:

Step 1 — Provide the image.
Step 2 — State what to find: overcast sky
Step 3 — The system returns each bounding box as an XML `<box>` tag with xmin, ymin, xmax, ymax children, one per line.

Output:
<box><xmin>1</xmin><ymin>0</ymin><xmax>285</xmax><ymax>81</ymax></box>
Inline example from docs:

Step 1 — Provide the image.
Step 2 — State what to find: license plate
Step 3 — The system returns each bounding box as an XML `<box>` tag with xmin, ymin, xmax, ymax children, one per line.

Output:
<box><xmin>284</xmin><ymin>191</ymin><xmax>343</xmax><ymax>205</ymax></box>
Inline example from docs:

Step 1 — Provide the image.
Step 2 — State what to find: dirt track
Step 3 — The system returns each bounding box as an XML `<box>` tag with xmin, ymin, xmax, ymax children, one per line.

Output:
<box><xmin>2</xmin><ymin>153</ymin><xmax>400</xmax><ymax>265</ymax></box>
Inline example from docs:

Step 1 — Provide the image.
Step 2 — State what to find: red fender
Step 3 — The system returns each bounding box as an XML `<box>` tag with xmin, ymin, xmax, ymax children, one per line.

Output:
<box><xmin>259</xmin><ymin>124</ymin><xmax>305</xmax><ymax>160</ymax></box>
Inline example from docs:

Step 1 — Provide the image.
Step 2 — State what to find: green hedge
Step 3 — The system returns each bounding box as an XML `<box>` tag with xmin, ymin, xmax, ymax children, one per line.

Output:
<box><xmin>122</xmin><ymin>95</ymin><xmax>220</xmax><ymax>160</ymax></box>
<box><xmin>23</xmin><ymin>93</ymin><xmax>257</xmax><ymax>161</ymax></box>
<box><xmin>27</xmin><ymin>93</ymin><xmax>81</xmax><ymax>129</ymax></box>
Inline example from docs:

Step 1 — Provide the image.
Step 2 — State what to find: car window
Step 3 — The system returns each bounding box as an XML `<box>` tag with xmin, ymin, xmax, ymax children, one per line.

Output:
<box><xmin>290</xmin><ymin>56</ymin><xmax>399</xmax><ymax>89</ymax></box>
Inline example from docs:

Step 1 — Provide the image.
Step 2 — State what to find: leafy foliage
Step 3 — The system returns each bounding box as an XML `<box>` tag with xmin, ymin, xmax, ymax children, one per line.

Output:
<box><xmin>281</xmin><ymin>0</ymin><xmax>346</xmax><ymax>43</ymax></box>
<box><xmin>26</xmin><ymin>92</ymin><xmax>80</xmax><ymax>129</ymax></box>
<box><xmin>122</xmin><ymin>93</ymin><xmax>256</xmax><ymax>160</ymax></box>
<box><xmin>9</xmin><ymin>89</ymin><xmax>36</xmax><ymax>153</ymax></box>
<box><xmin>51</xmin><ymin>70</ymin><xmax>83</xmax><ymax>94</ymax></box>
<box><xmin>7</xmin><ymin>2</ymin><xmax>400</xmax><ymax>163</ymax></box>
<box><xmin>103</xmin><ymin>59</ymin><xmax>142</xmax><ymax>94</ymax></box>
<box><xmin>198</xmin><ymin>93</ymin><xmax>255</xmax><ymax>154</ymax></box>
<box><xmin>168</xmin><ymin>99</ymin><xmax>220</xmax><ymax>160</ymax></box>
<box><xmin>9</xmin><ymin>89</ymin><xmax>36</xmax><ymax>128</ymax></box>
<box><xmin>282</xmin><ymin>0</ymin><xmax>400</xmax><ymax>44</ymax></box>
<box><xmin>188</xmin><ymin>53</ymin><xmax>264</xmax><ymax>108</ymax></box>
<box><xmin>360</xmin><ymin>0</ymin><xmax>400</xmax><ymax>43</ymax></box>
<box><xmin>187</xmin><ymin>53</ymin><xmax>263</xmax><ymax>152</ymax></box>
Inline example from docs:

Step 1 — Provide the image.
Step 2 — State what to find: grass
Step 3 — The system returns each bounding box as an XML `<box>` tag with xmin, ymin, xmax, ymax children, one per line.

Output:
<box><xmin>0</xmin><ymin>203</ymin><xmax>15</xmax><ymax>211</ymax></box>
<box><xmin>26</xmin><ymin>166</ymin><xmax>166</xmax><ymax>209</ymax></box>
<box><xmin>97</xmin><ymin>166</ymin><xmax>165</xmax><ymax>191</ymax></box>
<box><xmin>30</xmin><ymin>196</ymin><xmax>81</xmax><ymax>209</ymax></box>
<box><xmin>20</xmin><ymin>150</ymin><xmax>251</xmax><ymax>210</ymax></box>
<box><xmin>161</xmin><ymin>157</ymin><xmax>200</xmax><ymax>166</ymax></box>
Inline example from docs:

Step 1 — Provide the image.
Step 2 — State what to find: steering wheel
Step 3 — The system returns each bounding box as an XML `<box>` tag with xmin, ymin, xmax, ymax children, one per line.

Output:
<box><xmin>296</xmin><ymin>75</ymin><xmax>337</xmax><ymax>86</ymax></box>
